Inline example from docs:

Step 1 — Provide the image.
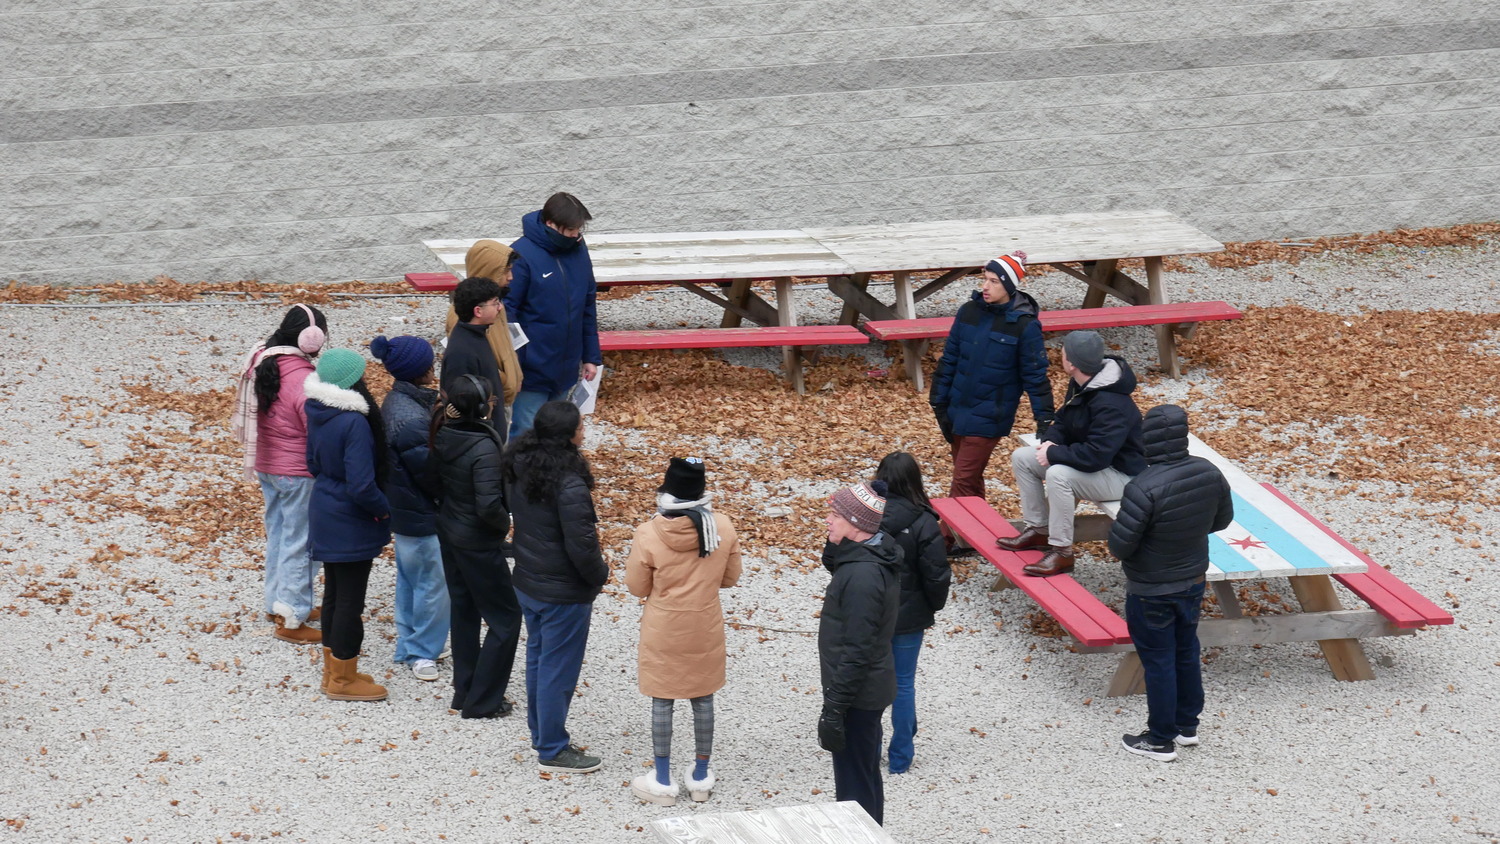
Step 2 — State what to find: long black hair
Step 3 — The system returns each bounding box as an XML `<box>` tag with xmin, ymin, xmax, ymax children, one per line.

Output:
<box><xmin>501</xmin><ymin>401</ymin><xmax>592</xmax><ymax>505</ymax></box>
<box><xmin>349</xmin><ymin>377</ymin><xmax>389</xmax><ymax>491</ymax></box>
<box><xmin>876</xmin><ymin>451</ymin><xmax>930</xmax><ymax>509</ymax></box>
<box><xmin>254</xmin><ymin>304</ymin><xmax>328</xmax><ymax>413</ymax></box>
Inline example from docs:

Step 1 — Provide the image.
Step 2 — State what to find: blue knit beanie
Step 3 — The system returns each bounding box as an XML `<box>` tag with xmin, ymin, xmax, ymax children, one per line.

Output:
<box><xmin>316</xmin><ymin>348</ymin><xmax>366</xmax><ymax>389</ymax></box>
<box><xmin>370</xmin><ymin>335</ymin><xmax>434</xmax><ymax>383</ymax></box>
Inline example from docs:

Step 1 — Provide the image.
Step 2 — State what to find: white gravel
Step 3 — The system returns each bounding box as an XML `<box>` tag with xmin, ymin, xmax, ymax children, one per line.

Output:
<box><xmin>2</xmin><ymin>240</ymin><xmax>1498</xmax><ymax>843</ymax></box>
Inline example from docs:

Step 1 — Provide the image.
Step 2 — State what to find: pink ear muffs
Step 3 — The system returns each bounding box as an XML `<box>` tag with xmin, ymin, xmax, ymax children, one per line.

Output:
<box><xmin>294</xmin><ymin>304</ymin><xmax>327</xmax><ymax>354</ymax></box>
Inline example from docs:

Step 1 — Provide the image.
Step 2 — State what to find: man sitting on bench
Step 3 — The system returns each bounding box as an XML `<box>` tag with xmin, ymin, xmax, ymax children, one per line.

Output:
<box><xmin>997</xmin><ymin>331</ymin><xmax>1146</xmax><ymax>576</ymax></box>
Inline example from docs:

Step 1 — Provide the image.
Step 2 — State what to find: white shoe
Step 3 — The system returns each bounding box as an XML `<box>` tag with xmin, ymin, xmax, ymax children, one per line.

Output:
<box><xmin>411</xmin><ymin>659</ymin><xmax>439</xmax><ymax>682</ymax></box>
<box><xmin>682</xmin><ymin>763</ymin><xmax>716</xmax><ymax>802</ymax></box>
<box><xmin>631</xmin><ymin>771</ymin><xmax>678</xmax><ymax>806</ymax></box>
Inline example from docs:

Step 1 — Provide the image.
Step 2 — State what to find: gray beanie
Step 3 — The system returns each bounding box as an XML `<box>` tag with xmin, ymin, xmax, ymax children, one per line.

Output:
<box><xmin>1063</xmin><ymin>331</ymin><xmax>1106</xmax><ymax>375</ymax></box>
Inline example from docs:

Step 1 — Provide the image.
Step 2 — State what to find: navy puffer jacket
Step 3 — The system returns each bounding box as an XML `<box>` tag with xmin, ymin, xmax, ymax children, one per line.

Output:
<box><xmin>930</xmin><ymin>290</ymin><xmax>1054</xmax><ymax>438</ymax></box>
<box><xmin>304</xmin><ymin>375</ymin><xmax>391</xmax><ymax>563</ymax></box>
<box><xmin>1039</xmin><ymin>356</ymin><xmax>1147</xmax><ymax>476</ymax></box>
<box><xmin>1108</xmin><ymin>405</ymin><xmax>1234</xmax><ymax>584</ymax></box>
<box><xmin>381</xmin><ymin>380</ymin><xmax>438</xmax><ymax>537</ymax></box>
<box><xmin>504</xmin><ymin>210</ymin><xmax>602</xmax><ymax>396</ymax></box>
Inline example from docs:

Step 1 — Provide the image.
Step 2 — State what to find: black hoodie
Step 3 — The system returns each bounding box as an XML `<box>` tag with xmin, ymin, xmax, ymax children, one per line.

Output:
<box><xmin>878</xmin><ymin>495</ymin><xmax>950</xmax><ymax>635</ymax></box>
<box><xmin>818</xmin><ymin>534</ymin><xmax>902</xmax><ymax>713</ymax></box>
<box><xmin>1107</xmin><ymin>405</ymin><xmax>1234</xmax><ymax>586</ymax></box>
<box><xmin>1039</xmin><ymin>355</ymin><xmax>1147</xmax><ymax>476</ymax></box>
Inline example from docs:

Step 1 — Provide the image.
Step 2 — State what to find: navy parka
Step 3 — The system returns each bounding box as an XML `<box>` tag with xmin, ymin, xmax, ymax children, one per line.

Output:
<box><xmin>304</xmin><ymin>375</ymin><xmax>391</xmax><ymax>563</ymax></box>
<box><xmin>930</xmin><ymin>290</ymin><xmax>1054</xmax><ymax>438</ymax></box>
<box><xmin>504</xmin><ymin>210</ymin><xmax>603</xmax><ymax>396</ymax></box>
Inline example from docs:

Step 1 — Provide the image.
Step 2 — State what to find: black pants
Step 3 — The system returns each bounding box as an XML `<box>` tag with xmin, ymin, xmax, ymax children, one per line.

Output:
<box><xmin>440</xmin><ymin>541</ymin><xmax>521</xmax><ymax>717</ymax></box>
<box><xmin>831</xmin><ymin>707</ymin><xmax>886</xmax><ymax>825</ymax></box>
<box><xmin>321</xmin><ymin>560</ymin><xmax>373</xmax><ymax>661</ymax></box>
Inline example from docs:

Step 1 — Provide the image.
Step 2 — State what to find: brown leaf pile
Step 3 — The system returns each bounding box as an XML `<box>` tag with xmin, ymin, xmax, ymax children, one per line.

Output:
<box><xmin>0</xmin><ymin>275</ymin><xmax>409</xmax><ymax>304</ymax></box>
<box><xmin>1205</xmin><ymin>223</ymin><xmax>1500</xmax><ymax>268</ymax></box>
<box><xmin>1181</xmin><ymin>306</ymin><xmax>1500</xmax><ymax>500</ymax></box>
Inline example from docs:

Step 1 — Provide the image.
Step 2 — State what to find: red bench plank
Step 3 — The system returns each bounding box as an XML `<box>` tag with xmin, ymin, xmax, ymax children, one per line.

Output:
<box><xmin>1261</xmin><ymin>484</ymin><xmax>1453</xmax><ymax>628</ymax></box>
<box><xmin>600</xmin><ymin>325</ymin><xmax>868</xmax><ymax>351</ymax></box>
<box><xmin>932</xmin><ymin>496</ymin><xmax>1131</xmax><ymax>647</ymax></box>
<box><xmin>405</xmin><ymin>272</ymin><xmax>459</xmax><ymax>292</ymax></box>
<box><xmin>864</xmin><ymin>301</ymin><xmax>1244</xmax><ymax>341</ymax></box>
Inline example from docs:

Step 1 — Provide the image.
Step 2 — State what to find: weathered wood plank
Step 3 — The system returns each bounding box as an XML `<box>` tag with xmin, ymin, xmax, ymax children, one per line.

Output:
<box><xmin>649</xmin><ymin>801</ymin><xmax>895</xmax><ymax>843</ymax></box>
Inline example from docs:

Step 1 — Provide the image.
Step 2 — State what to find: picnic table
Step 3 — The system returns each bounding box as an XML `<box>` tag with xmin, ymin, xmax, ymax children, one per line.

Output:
<box><xmin>934</xmin><ymin>433</ymin><xmax>1452</xmax><ymax>696</ymax></box>
<box><xmin>420</xmin><ymin>210</ymin><xmax>1225</xmax><ymax>390</ymax></box>
<box><xmin>648</xmin><ymin>801</ymin><xmax>894</xmax><ymax>844</ymax></box>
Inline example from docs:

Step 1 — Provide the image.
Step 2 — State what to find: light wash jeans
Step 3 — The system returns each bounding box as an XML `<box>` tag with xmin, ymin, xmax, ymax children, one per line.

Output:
<box><xmin>887</xmin><ymin>630</ymin><xmax>925</xmax><ymax>773</ymax></box>
<box><xmin>392</xmin><ymin>533</ymin><xmax>451</xmax><ymax>664</ymax></box>
<box><xmin>257</xmin><ymin>472</ymin><xmax>319</xmax><ymax>622</ymax></box>
<box><xmin>508</xmin><ymin>388</ymin><xmax>571</xmax><ymax>440</ymax></box>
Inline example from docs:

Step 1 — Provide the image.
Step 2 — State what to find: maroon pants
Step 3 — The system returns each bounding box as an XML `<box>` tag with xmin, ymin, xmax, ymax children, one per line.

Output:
<box><xmin>943</xmin><ymin>436</ymin><xmax>1001</xmax><ymax>547</ymax></box>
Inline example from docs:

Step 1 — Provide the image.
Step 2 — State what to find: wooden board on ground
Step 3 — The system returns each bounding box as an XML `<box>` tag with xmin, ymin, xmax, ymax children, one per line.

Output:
<box><xmin>648</xmin><ymin>801</ymin><xmax>895</xmax><ymax>844</ymax></box>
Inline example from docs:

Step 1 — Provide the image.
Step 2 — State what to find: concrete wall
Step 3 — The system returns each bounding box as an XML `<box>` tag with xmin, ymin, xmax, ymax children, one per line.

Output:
<box><xmin>2</xmin><ymin>0</ymin><xmax>1497</xmax><ymax>285</ymax></box>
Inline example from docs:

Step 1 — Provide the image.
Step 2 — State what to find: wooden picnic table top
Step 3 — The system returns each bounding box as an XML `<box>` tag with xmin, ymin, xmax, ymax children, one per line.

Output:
<box><xmin>648</xmin><ymin>801</ymin><xmax>894</xmax><ymax>844</ymax></box>
<box><xmin>422</xmin><ymin>209</ymin><xmax>1222</xmax><ymax>285</ymax></box>
<box><xmin>1018</xmin><ymin>433</ymin><xmax>1368</xmax><ymax>581</ymax></box>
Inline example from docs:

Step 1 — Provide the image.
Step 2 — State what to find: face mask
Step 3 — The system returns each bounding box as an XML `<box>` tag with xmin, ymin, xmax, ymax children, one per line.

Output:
<box><xmin>545</xmin><ymin>227</ymin><xmax>580</xmax><ymax>250</ymax></box>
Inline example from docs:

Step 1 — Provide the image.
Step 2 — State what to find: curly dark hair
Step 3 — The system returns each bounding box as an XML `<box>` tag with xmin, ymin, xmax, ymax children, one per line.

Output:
<box><xmin>254</xmin><ymin>304</ymin><xmax>327</xmax><ymax>413</ymax></box>
<box><xmin>501</xmin><ymin>401</ymin><xmax>592</xmax><ymax>505</ymax></box>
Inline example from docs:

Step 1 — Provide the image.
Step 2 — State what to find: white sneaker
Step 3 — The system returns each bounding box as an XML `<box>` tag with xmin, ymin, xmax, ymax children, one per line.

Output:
<box><xmin>411</xmin><ymin>659</ymin><xmax>439</xmax><ymax>682</ymax></box>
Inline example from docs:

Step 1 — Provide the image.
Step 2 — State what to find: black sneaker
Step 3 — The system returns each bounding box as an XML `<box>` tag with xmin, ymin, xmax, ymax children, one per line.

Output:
<box><xmin>1122</xmin><ymin>732</ymin><xmax>1178</xmax><ymax>761</ymax></box>
<box><xmin>1175</xmin><ymin>729</ymin><xmax>1200</xmax><ymax>747</ymax></box>
<box><xmin>539</xmin><ymin>745</ymin><xmax>602</xmax><ymax>773</ymax></box>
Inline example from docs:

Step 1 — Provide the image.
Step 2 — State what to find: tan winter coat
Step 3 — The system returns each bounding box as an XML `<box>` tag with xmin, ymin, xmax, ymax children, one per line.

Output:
<box><xmin>625</xmin><ymin>513</ymin><xmax>742</xmax><ymax>700</ymax></box>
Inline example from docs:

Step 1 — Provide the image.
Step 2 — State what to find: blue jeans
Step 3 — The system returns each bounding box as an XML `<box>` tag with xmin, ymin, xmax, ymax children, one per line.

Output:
<box><xmin>392</xmin><ymin>534</ymin><xmax>450</xmax><ymax>663</ymax></box>
<box><xmin>886</xmin><ymin>631</ymin><xmax>924</xmax><ymax>773</ymax></box>
<box><xmin>257</xmin><ymin>472</ymin><xmax>319</xmax><ymax>621</ymax></box>
<box><xmin>516</xmin><ymin>588</ymin><xmax>594</xmax><ymax>760</ymax></box>
<box><xmin>1125</xmin><ymin>582</ymin><xmax>1206</xmax><ymax>744</ymax></box>
<box><xmin>508</xmin><ymin>388</ymin><xmax>571</xmax><ymax>439</ymax></box>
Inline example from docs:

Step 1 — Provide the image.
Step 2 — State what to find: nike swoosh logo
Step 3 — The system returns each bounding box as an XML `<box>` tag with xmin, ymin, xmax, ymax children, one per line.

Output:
<box><xmin>542</xmin><ymin>272</ymin><xmax>554</xmax><ymax>278</ymax></box>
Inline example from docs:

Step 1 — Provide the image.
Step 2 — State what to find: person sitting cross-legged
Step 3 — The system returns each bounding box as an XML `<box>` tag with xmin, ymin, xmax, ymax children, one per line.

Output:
<box><xmin>997</xmin><ymin>330</ymin><xmax>1146</xmax><ymax>576</ymax></box>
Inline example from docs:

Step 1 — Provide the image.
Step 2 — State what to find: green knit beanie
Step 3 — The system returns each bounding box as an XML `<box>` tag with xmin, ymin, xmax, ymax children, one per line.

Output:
<box><xmin>316</xmin><ymin>348</ymin><xmax>366</xmax><ymax>389</ymax></box>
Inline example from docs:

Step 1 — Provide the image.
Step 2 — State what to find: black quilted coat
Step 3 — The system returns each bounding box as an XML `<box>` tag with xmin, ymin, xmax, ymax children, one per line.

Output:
<box><xmin>1107</xmin><ymin>405</ymin><xmax>1234</xmax><ymax>584</ymax></box>
<box><xmin>505</xmin><ymin>459</ymin><xmax>608</xmax><ymax>604</ymax></box>
<box><xmin>432</xmin><ymin>422</ymin><xmax>510</xmax><ymax>551</ymax></box>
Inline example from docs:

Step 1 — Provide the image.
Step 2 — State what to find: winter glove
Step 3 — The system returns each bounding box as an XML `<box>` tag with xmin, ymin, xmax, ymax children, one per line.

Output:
<box><xmin>932</xmin><ymin>403</ymin><xmax>956</xmax><ymax>445</ymax></box>
<box><xmin>817</xmin><ymin>706</ymin><xmax>847</xmax><ymax>753</ymax></box>
<box><xmin>1035</xmin><ymin>412</ymin><xmax>1055</xmax><ymax>438</ymax></box>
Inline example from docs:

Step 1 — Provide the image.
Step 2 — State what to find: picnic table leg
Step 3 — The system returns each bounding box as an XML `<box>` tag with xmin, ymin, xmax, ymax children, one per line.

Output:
<box><xmin>1288</xmin><ymin>574</ymin><xmax>1377</xmax><ymax>682</ymax></box>
<box><xmin>836</xmin><ymin>273</ymin><xmax>872</xmax><ymax>326</ymax></box>
<box><xmin>1106</xmin><ymin>652</ymin><xmax>1146</xmax><ymax>697</ymax></box>
<box><xmin>720</xmin><ymin>279</ymin><xmax>751</xmax><ymax>328</ymax></box>
<box><xmin>891</xmin><ymin>271</ymin><xmax>927</xmax><ymax>391</ymax></box>
<box><xmin>990</xmin><ymin>571</ymin><xmax>1016</xmax><ymax>592</ymax></box>
<box><xmin>1080</xmin><ymin>259</ymin><xmax>1119</xmax><ymax>309</ymax></box>
<box><xmin>775</xmin><ymin>277</ymin><xmax>806</xmax><ymax>394</ymax></box>
<box><xmin>1145</xmin><ymin>256</ymin><xmax>1182</xmax><ymax>378</ymax></box>
<box><xmin>1211</xmin><ymin>581</ymin><xmax>1243</xmax><ymax>619</ymax></box>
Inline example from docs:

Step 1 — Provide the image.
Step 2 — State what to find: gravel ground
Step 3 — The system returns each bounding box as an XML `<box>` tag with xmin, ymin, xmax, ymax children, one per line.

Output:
<box><xmin>2</xmin><ymin>241</ymin><xmax>1498</xmax><ymax>843</ymax></box>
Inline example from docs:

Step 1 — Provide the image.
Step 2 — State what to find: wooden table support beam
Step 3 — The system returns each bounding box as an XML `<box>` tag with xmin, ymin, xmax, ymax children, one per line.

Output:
<box><xmin>1289</xmin><ymin>574</ymin><xmax>1377</xmax><ymax>682</ymax></box>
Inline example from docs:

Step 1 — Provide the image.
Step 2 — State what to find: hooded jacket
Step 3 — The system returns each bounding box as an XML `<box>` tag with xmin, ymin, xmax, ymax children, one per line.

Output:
<box><xmin>256</xmin><ymin>354</ymin><xmax>316</xmax><ymax>477</ymax></box>
<box><xmin>818</xmin><ymin>534</ymin><xmax>902</xmax><ymax>714</ymax></box>
<box><xmin>625</xmin><ymin>512</ymin><xmax>742</xmax><ymax>699</ymax></box>
<box><xmin>1039</xmin><ymin>355</ymin><xmax>1147</xmax><ymax>476</ymax></box>
<box><xmin>432</xmin><ymin>422</ymin><xmax>510</xmax><ymax>551</ymax></box>
<box><xmin>505</xmin><ymin>456</ymin><xmax>608</xmax><ymax>604</ymax></box>
<box><xmin>1108</xmin><ymin>405</ymin><xmax>1234</xmax><ymax>584</ymax></box>
<box><xmin>879</xmin><ymin>495</ymin><xmax>950</xmax><ymax>635</ymax></box>
<box><xmin>440</xmin><ymin>321</ymin><xmax>508</xmax><ymax>426</ymax></box>
<box><xmin>304</xmin><ymin>375</ymin><xmax>391</xmax><ymax>563</ymax></box>
<box><xmin>504</xmin><ymin>210</ymin><xmax>602</xmax><ymax>396</ymax></box>
<box><xmin>381</xmin><ymin>380</ymin><xmax>439</xmax><ymax>537</ymax></box>
<box><xmin>930</xmin><ymin>290</ymin><xmax>1054</xmax><ymax>438</ymax></box>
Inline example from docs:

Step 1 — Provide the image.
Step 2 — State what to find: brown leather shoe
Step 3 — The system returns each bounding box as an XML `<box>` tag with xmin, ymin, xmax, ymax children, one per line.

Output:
<box><xmin>997</xmin><ymin>526</ymin><xmax>1050</xmax><ymax>551</ymax></box>
<box><xmin>1022</xmin><ymin>546</ymin><xmax>1076</xmax><ymax>577</ymax></box>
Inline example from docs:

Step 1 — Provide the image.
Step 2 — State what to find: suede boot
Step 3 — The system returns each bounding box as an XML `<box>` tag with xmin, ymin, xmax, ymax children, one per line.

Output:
<box><xmin>273</xmin><ymin>618</ymin><xmax>322</xmax><ymax>644</ymax></box>
<box><xmin>325</xmin><ymin>654</ymin><xmax>387</xmax><ymax>701</ymax></box>
<box><xmin>321</xmin><ymin>647</ymin><xmax>372</xmax><ymax>693</ymax></box>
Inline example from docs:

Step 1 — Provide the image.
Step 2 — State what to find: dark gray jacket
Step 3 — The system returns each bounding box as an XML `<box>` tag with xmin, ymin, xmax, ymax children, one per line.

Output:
<box><xmin>818</xmin><ymin>534</ymin><xmax>902</xmax><ymax>714</ymax></box>
<box><xmin>432</xmin><ymin>422</ymin><xmax>509</xmax><ymax>551</ymax></box>
<box><xmin>505</xmin><ymin>461</ymin><xmax>607</xmax><ymax>604</ymax></box>
<box><xmin>1108</xmin><ymin>405</ymin><xmax>1234</xmax><ymax>584</ymax></box>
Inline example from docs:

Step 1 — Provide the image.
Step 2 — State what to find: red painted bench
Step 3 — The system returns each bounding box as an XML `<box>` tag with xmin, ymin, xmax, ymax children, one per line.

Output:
<box><xmin>862</xmin><ymin>301</ymin><xmax>1243</xmax><ymax>342</ymax></box>
<box><xmin>1262</xmin><ymin>484</ymin><xmax>1454</xmax><ymax>629</ymax></box>
<box><xmin>931</xmin><ymin>496</ymin><xmax>1131</xmax><ymax>647</ymax></box>
<box><xmin>600</xmin><ymin>325</ymin><xmax>867</xmax><ymax>351</ymax></box>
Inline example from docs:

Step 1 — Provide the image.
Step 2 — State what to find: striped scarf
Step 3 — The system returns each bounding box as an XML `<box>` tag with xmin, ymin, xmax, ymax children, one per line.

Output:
<box><xmin>657</xmin><ymin>492</ymin><xmax>720</xmax><ymax>557</ymax></box>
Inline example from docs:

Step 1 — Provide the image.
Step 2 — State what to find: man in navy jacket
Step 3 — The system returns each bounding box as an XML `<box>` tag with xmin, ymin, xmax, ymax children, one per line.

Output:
<box><xmin>504</xmin><ymin>192</ymin><xmax>602</xmax><ymax>438</ymax></box>
<box><xmin>998</xmin><ymin>331</ymin><xmax>1146</xmax><ymax>576</ymax></box>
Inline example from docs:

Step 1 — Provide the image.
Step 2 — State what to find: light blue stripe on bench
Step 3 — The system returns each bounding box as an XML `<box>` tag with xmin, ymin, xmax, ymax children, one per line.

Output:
<box><xmin>1208</xmin><ymin>535</ymin><xmax>1259</xmax><ymax>575</ymax></box>
<box><xmin>1227</xmin><ymin>490</ymin><xmax>1324</xmax><ymax>570</ymax></box>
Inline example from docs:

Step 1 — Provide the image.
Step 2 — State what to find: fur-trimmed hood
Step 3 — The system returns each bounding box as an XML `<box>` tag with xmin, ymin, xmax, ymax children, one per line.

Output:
<box><xmin>303</xmin><ymin>373</ymin><xmax>369</xmax><ymax>415</ymax></box>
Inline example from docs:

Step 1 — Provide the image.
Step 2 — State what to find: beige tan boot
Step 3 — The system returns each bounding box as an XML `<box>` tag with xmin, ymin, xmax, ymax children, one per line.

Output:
<box><xmin>326</xmin><ymin>654</ymin><xmax>387</xmax><ymax>701</ymax></box>
<box><xmin>322</xmin><ymin>647</ymin><xmax>372</xmax><ymax>693</ymax></box>
<box><xmin>274</xmin><ymin>617</ymin><xmax>322</xmax><ymax>644</ymax></box>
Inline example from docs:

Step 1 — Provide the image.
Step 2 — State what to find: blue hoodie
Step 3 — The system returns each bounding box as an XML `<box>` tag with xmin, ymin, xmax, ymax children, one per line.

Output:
<box><xmin>504</xmin><ymin>210</ymin><xmax>602</xmax><ymax>396</ymax></box>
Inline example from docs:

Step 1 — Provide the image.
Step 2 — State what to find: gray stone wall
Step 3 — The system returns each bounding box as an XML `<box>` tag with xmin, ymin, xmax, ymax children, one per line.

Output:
<box><xmin>2</xmin><ymin>0</ymin><xmax>1497</xmax><ymax>285</ymax></box>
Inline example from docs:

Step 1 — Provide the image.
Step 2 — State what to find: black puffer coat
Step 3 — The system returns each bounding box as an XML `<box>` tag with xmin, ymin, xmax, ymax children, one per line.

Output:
<box><xmin>432</xmin><ymin>422</ymin><xmax>509</xmax><ymax>551</ymax></box>
<box><xmin>818</xmin><ymin>535</ymin><xmax>902</xmax><ymax>714</ymax></box>
<box><xmin>879</xmin><ymin>496</ymin><xmax>950</xmax><ymax>635</ymax></box>
<box><xmin>1040</xmin><ymin>355</ymin><xmax>1147</xmax><ymax>476</ymax></box>
<box><xmin>383</xmin><ymin>381</ymin><xmax>439</xmax><ymax>537</ymax></box>
<box><xmin>505</xmin><ymin>458</ymin><xmax>607</xmax><ymax>604</ymax></box>
<box><xmin>1107</xmin><ymin>405</ymin><xmax>1234</xmax><ymax>584</ymax></box>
